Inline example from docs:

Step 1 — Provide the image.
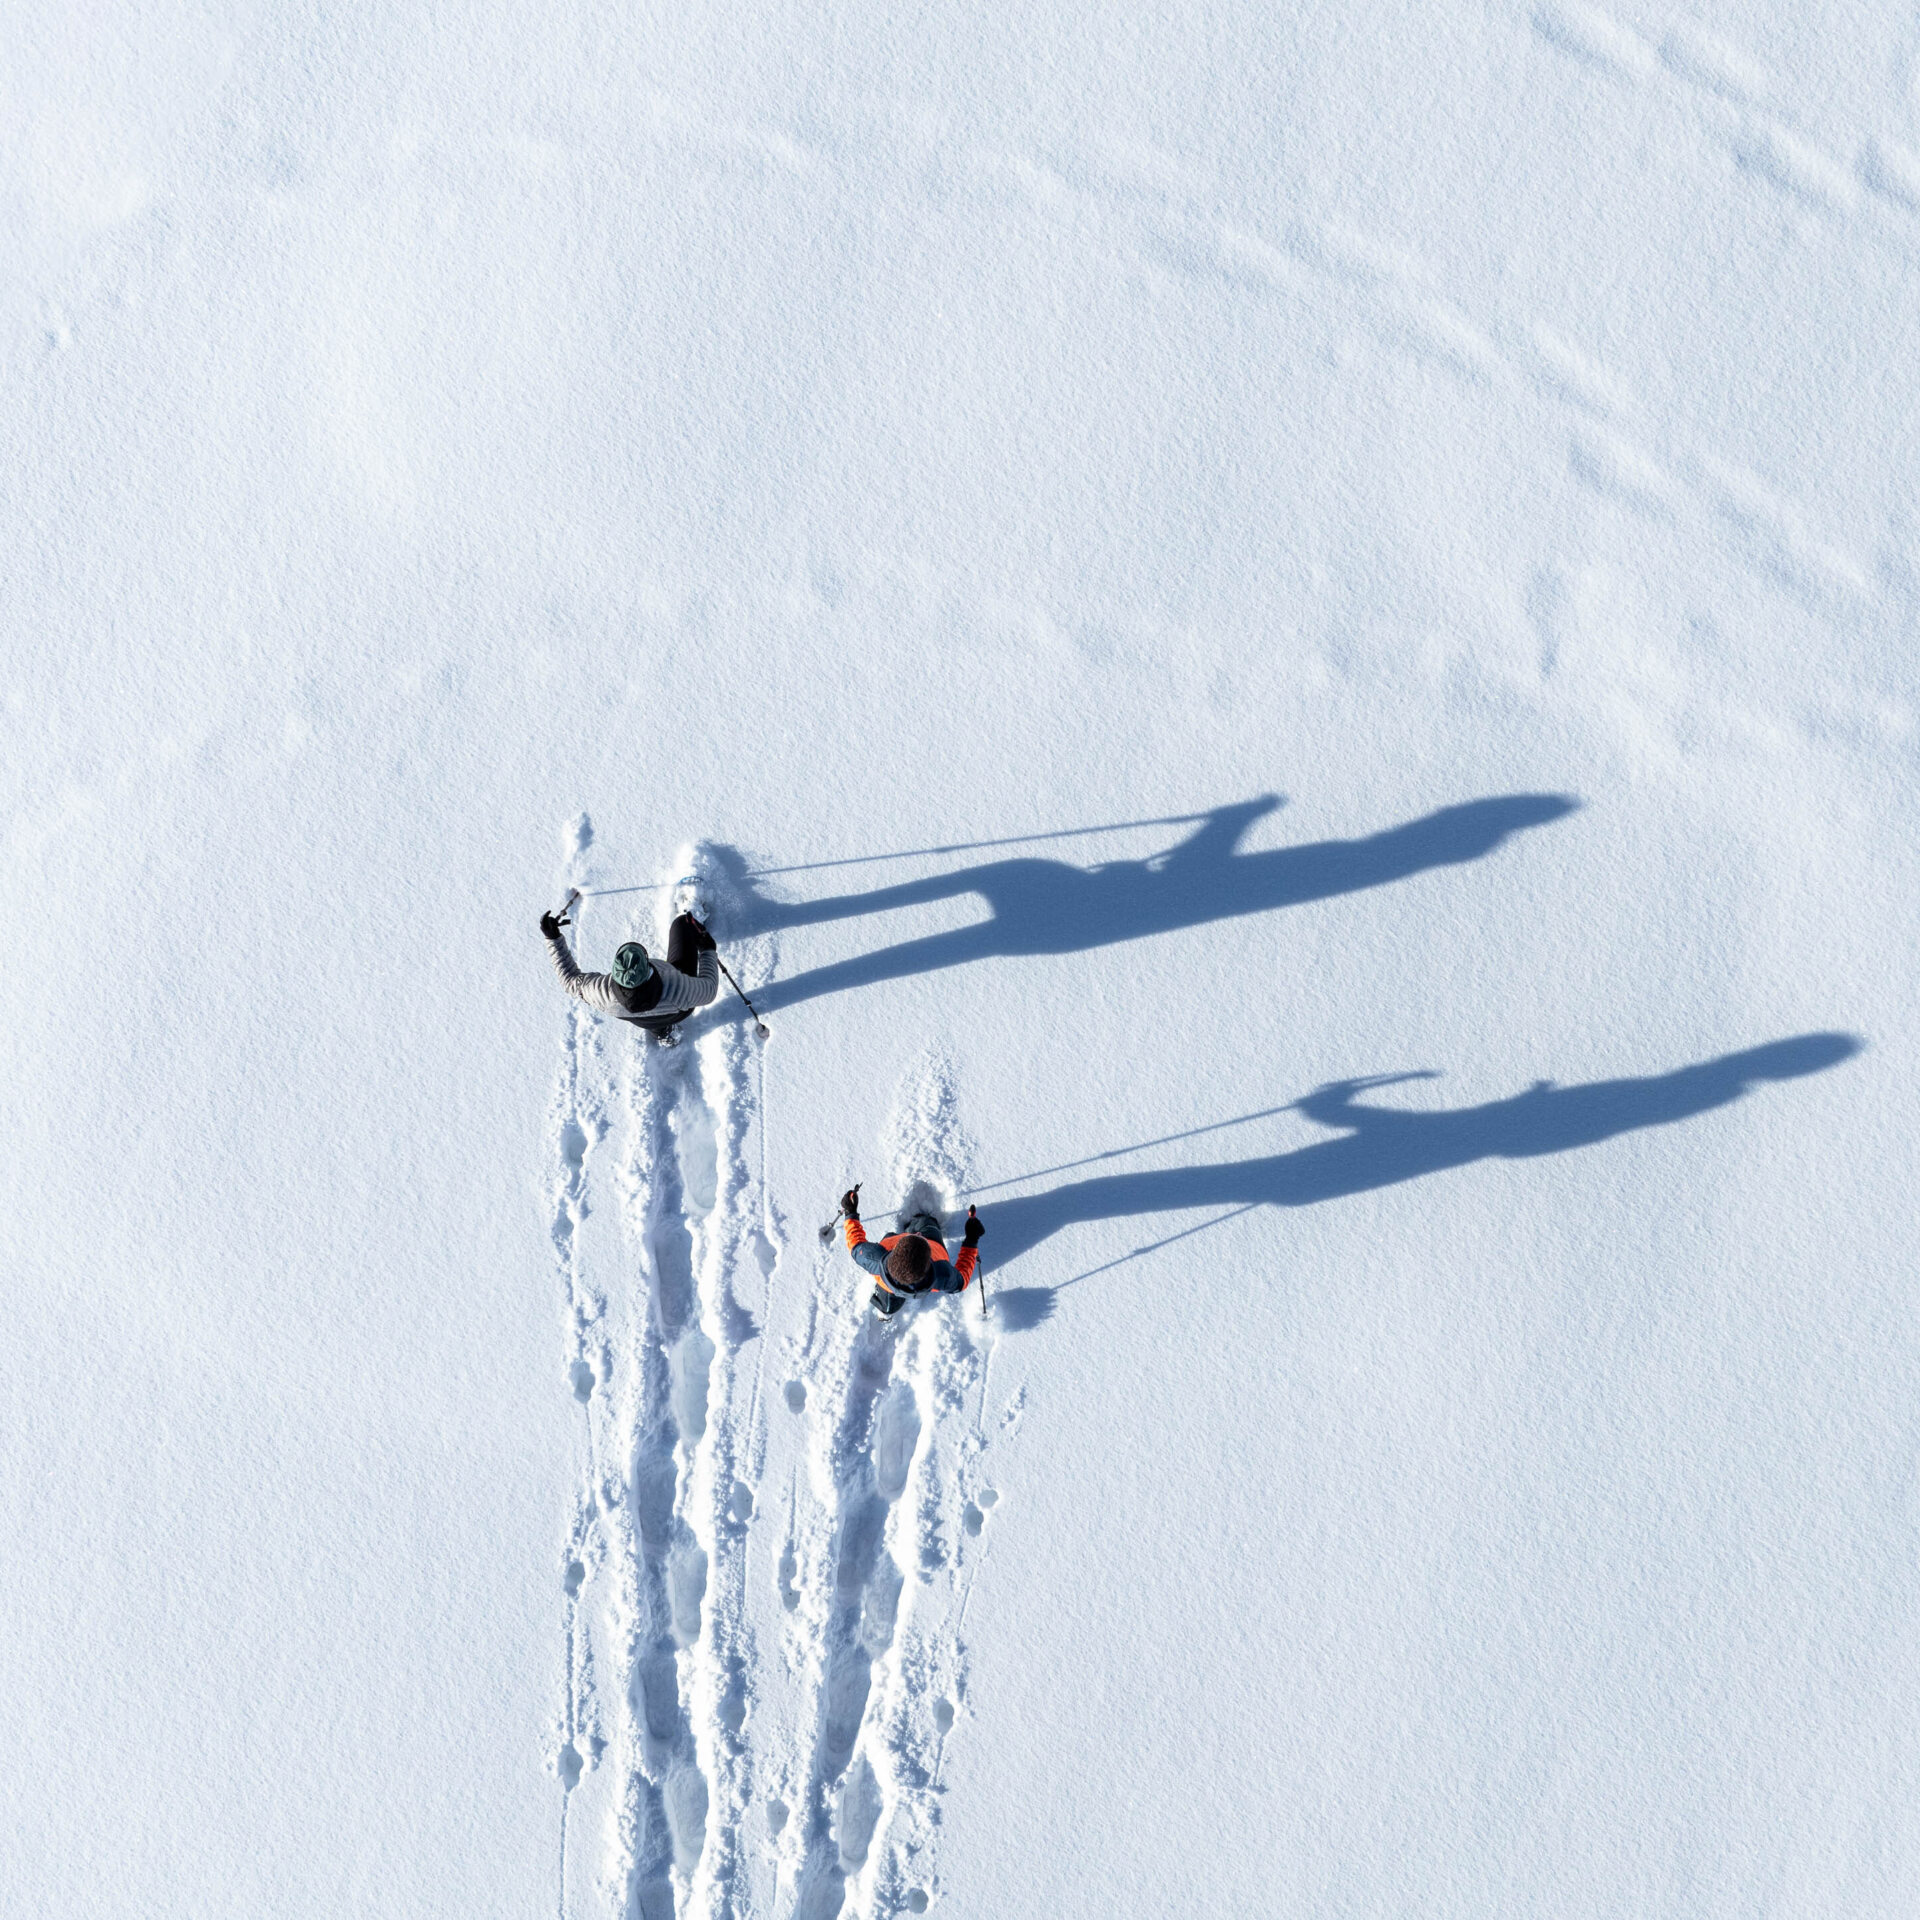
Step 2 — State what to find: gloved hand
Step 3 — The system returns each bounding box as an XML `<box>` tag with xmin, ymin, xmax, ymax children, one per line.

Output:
<box><xmin>540</xmin><ymin>912</ymin><xmax>562</xmax><ymax>939</ymax></box>
<box><xmin>840</xmin><ymin>1187</ymin><xmax>861</xmax><ymax>1222</ymax></box>
<box><xmin>688</xmin><ymin>914</ymin><xmax>717</xmax><ymax>953</ymax></box>
<box><xmin>962</xmin><ymin>1205</ymin><xmax>985</xmax><ymax>1247</ymax></box>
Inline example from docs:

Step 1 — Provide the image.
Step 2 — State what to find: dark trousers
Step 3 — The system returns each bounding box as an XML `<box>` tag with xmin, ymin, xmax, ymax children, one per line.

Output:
<box><xmin>634</xmin><ymin>913</ymin><xmax>705</xmax><ymax>1034</ymax></box>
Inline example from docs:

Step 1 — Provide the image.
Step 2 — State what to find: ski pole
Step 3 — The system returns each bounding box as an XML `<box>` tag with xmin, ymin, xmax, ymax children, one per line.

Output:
<box><xmin>552</xmin><ymin>887</ymin><xmax>580</xmax><ymax>927</ymax></box>
<box><xmin>819</xmin><ymin>1184</ymin><xmax>859</xmax><ymax>1245</ymax></box>
<box><xmin>715</xmin><ymin>953</ymin><xmax>770</xmax><ymax>1039</ymax></box>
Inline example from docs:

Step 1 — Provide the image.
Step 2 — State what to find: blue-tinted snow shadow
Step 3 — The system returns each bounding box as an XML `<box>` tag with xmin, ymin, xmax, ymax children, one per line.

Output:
<box><xmin>983</xmin><ymin>1033</ymin><xmax>1861</xmax><ymax>1273</ymax></box>
<box><xmin>983</xmin><ymin>1285</ymin><xmax>1057</xmax><ymax>1335</ymax></box>
<box><xmin>708</xmin><ymin>791</ymin><xmax>1579</xmax><ymax>1012</ymax></box>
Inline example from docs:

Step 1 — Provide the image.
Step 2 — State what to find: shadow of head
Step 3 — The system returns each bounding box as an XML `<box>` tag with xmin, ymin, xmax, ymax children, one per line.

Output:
<box><xmin>986</xmin><ymin>1286</ymin><xmax>1056</xmax><ymax>1334</ymax></box>
<box><xmin>1720</xmin><ymin>1032</ymin><xmax>1862</xmax><ymax>1080</ymax></box>
<box><xmin>1424</xmin><ymin>792</ymin><xmax>1581</xmax><ymax>853</ymax></box>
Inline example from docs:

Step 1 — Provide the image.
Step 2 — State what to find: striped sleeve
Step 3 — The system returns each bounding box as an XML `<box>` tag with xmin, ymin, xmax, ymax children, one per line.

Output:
<box><xmin>546</xmin><ymin>932</ymin><xmax>628</xmax><ymax>1013</ymax></box>
<box><xmin>647</xmin><ymin>949</ymin><xmax>720</xmax><ymax>1015</ymax></box>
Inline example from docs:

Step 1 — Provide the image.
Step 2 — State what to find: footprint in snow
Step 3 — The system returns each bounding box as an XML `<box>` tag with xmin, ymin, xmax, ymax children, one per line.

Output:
<box><xmin>668</xmin><ymin>1540</ymin><xmax>707</xmax><ymax>1646</ymax></box>
<box><xmin>821</xmin><ymin>1645</ymin><xmax>872</xmax><ymax>1775</ymax></box>
<box><xmin>837</xmin><ymin>1755</ymin><xmax>884</xmax><ymax>1869</ymax></box>
<box><xmin>963</xmin><ymin>1485</ymin><xmax>999</xmax><ymax>1536</ymax></box>
<box><xmin>872</xmin><ymin>1381</ymin><xmax>922</xmax><ymax>1503</ymax></box>
<box><xmin>669</xmin><ymin>1328</ymin><xmax>714</xmax><ymax>1442</ymax></box>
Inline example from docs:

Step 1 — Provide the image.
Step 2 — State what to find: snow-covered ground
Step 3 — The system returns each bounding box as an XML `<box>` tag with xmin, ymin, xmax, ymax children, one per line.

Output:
<box><xmin>6</xmin><ymin>2</ymin><xmax>1918</xmax><ymax>1914</ymax></box>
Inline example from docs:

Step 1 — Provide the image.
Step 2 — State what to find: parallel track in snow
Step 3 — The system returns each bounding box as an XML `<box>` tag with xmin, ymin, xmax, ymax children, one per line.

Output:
<box><xmin>550</xmin><ymin>864</ymin><xmax>1018</xmax><ymax>1919</ymax></box>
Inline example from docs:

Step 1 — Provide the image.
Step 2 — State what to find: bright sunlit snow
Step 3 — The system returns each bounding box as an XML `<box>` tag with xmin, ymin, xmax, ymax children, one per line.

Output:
<box><xmin>5</xmin><ymin>3</ymin><xmax>1917</xmax><ymax>1915</ymax></box>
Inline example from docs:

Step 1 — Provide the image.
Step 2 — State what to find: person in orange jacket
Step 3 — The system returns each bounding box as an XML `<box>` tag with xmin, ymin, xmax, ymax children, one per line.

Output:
<box><xmin>841</xmin><ymin>1190</ymin><xmax>983</xmax><ymax>1316</ymax></box>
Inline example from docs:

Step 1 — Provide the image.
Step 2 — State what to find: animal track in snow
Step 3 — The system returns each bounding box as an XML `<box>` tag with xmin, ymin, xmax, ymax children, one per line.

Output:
<box><xmin>919</xmin><ymin>73</ymin><xmax>1889</xmax><ymax>622</ymax></box>
<box><xmin>1860</xmin><ymin>138</ymin><xmax>1920</xmax><ymax>213</ymax></box>
<box><xmin>1532</xmin><ymin>0</ymin><xmax>1657</xmax><ymax>79</ymax></box>
<box><xmin>1528</xmin><ymin>0</ymin><xmax>1920</xmax><ymax>240</ymax></box>
<box><xmin>496</xmin><ymin>66</ymin><xmax>1907</xmax><ymax>647</ymax></box>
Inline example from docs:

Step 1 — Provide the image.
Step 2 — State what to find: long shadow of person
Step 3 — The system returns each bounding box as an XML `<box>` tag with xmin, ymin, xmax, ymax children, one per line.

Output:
<box><xmin>716</xmin><ymin>791</ymin><xmax>1578</xmax><ymax>1013</ymax></box>
<box><xmin>982</xmin><ymin>1033</ymin><xmax>1860</xmax><ymax>1270</ymax></box>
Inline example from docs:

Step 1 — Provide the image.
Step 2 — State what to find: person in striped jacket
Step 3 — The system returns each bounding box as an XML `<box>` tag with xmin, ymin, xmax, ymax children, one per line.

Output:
<box><xmin>840</xmin><ymin>1190</ymin><xmax>984</xmax><ymax>1316</ymax></box>
<box><xmin>539</xmin><ymin>906</ymin><xmax>718</xmax><ymax>1039</ymax></box>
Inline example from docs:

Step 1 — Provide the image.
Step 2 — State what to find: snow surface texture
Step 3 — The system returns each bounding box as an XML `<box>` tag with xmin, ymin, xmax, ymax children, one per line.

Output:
<box><xmin>5</xmin><ymin>1</ymin><xmax>1918</xmax><ymax>1915</ymax></box>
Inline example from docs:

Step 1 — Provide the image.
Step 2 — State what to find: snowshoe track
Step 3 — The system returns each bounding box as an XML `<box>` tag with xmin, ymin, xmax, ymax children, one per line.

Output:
<box><xmin>774</xmin><ymin>1053</ymin><xmax>1011</xmax><ymax>1918</ymax></box>
<box><xmin>552</xmin><ymin>867</ymin><xmax>1014</xmax><ymax>1919</ymax></box>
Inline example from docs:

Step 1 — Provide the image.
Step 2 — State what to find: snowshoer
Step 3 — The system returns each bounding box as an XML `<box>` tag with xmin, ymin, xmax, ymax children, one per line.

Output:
<box><xmin>840</xmin><ymin>1190</ymin><xmax>983</xmax><ymax>1316</ymax></box>
<box><xmin>540</xmin><ymin>905</ymin><xmax>718</xmax><ymax>1038</ymax></box>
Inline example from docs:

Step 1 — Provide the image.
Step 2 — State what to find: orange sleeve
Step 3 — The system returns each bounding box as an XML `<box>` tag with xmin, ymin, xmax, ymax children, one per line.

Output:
<box><xmin>954</xmin><ymin>1245</ymin><xmax>978</xmax><ymax>1285</ymax></box>
<box><xmin>844</xmin><ymin>1217</ymin><xmax>868</xmax><ymax>1251</ymax></box>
